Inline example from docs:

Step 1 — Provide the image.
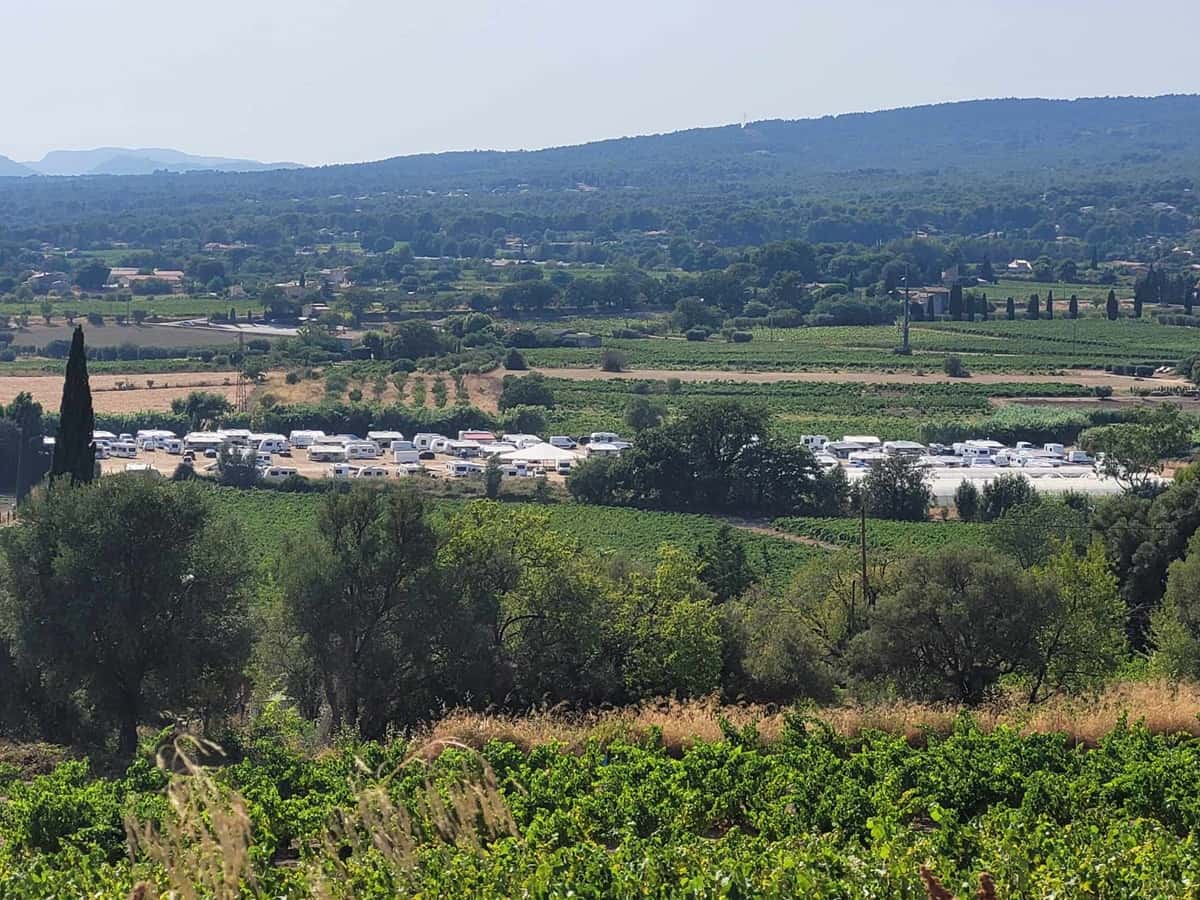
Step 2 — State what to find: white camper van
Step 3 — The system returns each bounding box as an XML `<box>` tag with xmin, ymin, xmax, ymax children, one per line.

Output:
<box><xmin>288</xmin><ymin>430</ymin><xmax>326</xmax><ymax>448</ymax></box>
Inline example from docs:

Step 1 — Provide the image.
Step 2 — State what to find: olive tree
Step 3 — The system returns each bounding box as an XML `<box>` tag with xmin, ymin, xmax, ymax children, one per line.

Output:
<box><xmin>0</xmin><ymin>477</ymin><xmax>252</xmax><ymax>754</ymax></box>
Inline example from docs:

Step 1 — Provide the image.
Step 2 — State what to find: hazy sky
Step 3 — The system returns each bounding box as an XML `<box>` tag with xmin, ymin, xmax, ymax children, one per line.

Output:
<box><xmin>4</xmin><ymin>0</ymin><xmax>1200</xmax><ymax>166</ymax></box>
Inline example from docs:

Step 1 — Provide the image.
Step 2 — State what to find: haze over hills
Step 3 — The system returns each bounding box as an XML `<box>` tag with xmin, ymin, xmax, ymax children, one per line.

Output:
<box><xmin>0</xmin><ymin>147</ymin><xmax>301</xmax><ymax>177</ymax></box>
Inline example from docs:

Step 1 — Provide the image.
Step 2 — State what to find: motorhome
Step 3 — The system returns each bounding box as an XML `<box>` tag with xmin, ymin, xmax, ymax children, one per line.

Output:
<box><xmin>367</xmin><ymin>431</ymin><xmax>405</xmax><ymax>444</ymax></box>
<box><xmin>395</xmin><ymin>463</ymin><xmax>425</xmax><ymax>477</ymax></box>
<box><xmin>356</xmin><ymin>466</ymin><xmax>390</xmax><ymax>479</ymax></box>
<box><xmin>329</xmin><ymin>464</ymin><xmax>357</xmax><ymax>479</ymax></box>
<box><xmin>309</xmin><ymin>444</ymin><xmax>349</xmax><ymax>462</ymax></box>
<box><xmin>882</xmin><ymin>440</ymin><xmax>925</xmax><ymax>457</ymax></box>
<box><xmin>801</xmin><ymin>435</ymin><xmax>830</xmax><ymax>451</ymax></box>
<box><xmin>217</xmin><ymin>429</ymin><xmax>253</xmax><ymax>446</ymax></box>
<box><xmin>262</xmin><ymin>466</ymin><xmax>300</xmax><ymax>482</ymax></box>
<box><xmin>256</xmin><ymin>435</ymin><xmax>289</xmax><ymax>455</ymax></box>
<box><xmin>412</xmin><ymin>433</ymin><xmax>446</xmax><ymax>451</ymax></box>
<box><xmin>446</xmin><ymin>440</ymin><xmax>482</xmax><ymax>458</ymax></box>
<box><xmin>110</xmin><ymin>442</ymin><xmax>138</xmax><ymax>459</ymax></box>
<box><xmin>288</xmin><ymin>430</ymin><xmax>326</xmax><ymax>448</ymax></box>
<box><xmin>93</xmin><ymin>430</ymin><xmax>117</xmax><ymax>443</ymax></box>
<box><xmin>184</xmin><ymin>432</ymin><xmax>226</xmax><ymax>453</ymax></box>
<box><xmin>589</xmin><ymin>431</ymin><xmax>620</xmax><ymax>445</ymax></box>
<box><xmin>458</xmin><ymin>430</ymin><xmax>496</xmax><ymax>443</ymax></box>
<box><xmin>842</xmin><ymin>435</ymin><xmax>882</xmax><ymax>449</ymax></box>
<box><xmin>848</xmin><ymin>450</ymin><xmax>888</xmax><ymax>468</ymax></box>
<box><xmin>586</xmin><ymin>442</ymin><xmax>623</xmax><ymax>459</ymax></box>
<box><xmin>345</xmin><ymin>441</ymin><xmax>382</xmax><ymax>460</ymax></box>
<box><xmin>1044</xmin><ymin>443</ymin><xmax>1066</xmax><ymax>458</ymax></box>
<box><xmin>501</xmin><ymin>433</ymin><xmax>542</xmax><ymax>449</ymax></box>
<box><xmin>556</xmin><ymin>459</ymin><xmax>574</xmax><ymax>476</ymax></box>
<box><xmin>391</xmin><ymin>441</ymin><xmax>420</xmax><ymax>464</ymax></box>
<box><xmin>447</xmin><ymin>460</ymin><xmax>486</xmax><ymax>477</ymax></box>
<box><xmin>136</xmin><ymin>429</ymin><xmax>176</xmax><ymax>450</ymax></box>
<box><xmin>162</xmin><ymin>438</ymin><xmax>184</xmax><ymax>455</ymax></box>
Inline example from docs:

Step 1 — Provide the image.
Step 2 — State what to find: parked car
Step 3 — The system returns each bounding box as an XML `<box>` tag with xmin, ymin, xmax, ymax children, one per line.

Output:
<box><xmin>549</xmin><ymin>435</ymin><xmax>578</xmax><ymax>449</ymax></box>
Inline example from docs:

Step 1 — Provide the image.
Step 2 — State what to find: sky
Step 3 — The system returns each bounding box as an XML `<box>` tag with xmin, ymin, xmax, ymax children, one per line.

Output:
<box><xmin>4</xmin><ymin>0</ymin><xmax>1200</xmax><ymax>166</ymax></box>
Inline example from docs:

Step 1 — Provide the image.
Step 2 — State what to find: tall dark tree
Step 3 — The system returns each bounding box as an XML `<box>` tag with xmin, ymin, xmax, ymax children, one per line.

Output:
<box><xmin>1006</xmin><ymin>297</ymin><xmax>1015</xmax><ymax>320</ymax></box>
<box><xmin>1045</xmin><ymin>290</ymin><xmax>1054</xmax><ymax>319</ymax></box>
<box><xmin>925</xmin><ymin>296</ymin><xmax>935</xmax><ymax>321</ymax></box>
<box><xmin>1068</xmin><ymin>294</ymin><xmax>1079</xmax><ymax>319</ymax></box>
<box><xmin>979</xmin><ymin>255</ymin><xmax>995</xmax><ymax>283</ymax></box>
<box><xmin>1090</xmin><ymin>246</ymin><xmax>1100</xmax><ymax>270</ymax></box>
<box><xmin>948</xmin><ymin>284</ymin><xmax>964</xmax><ymax>321</ymax></box>
<box><xmin>1026</xmin><ymin>295</ymin><xmax>1040</xmax><ymax>320</ymax></box>
<box><xmin>1186</xmin><ymin>282</ymin><xmax>1195</xmax><ymax>316</ymax></box>
<box><xmin>1106</xmin><ymin>290</ymin><xmax>1119</xmax><ymax>321</ymax></box>
<box><xmin>1133</xmin><ymin>288</ymin><xmax>1144</xmax><ymax>319</ymax></box>
<box><xmin>50</xmin><ymin>326</ymin><xmax>95</xmax><ymax>484</ymax></box>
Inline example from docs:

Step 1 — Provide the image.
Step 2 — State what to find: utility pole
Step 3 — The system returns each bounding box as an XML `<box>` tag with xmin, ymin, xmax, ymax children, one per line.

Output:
<box><xmin>860</xmin><ymin>491</ymin><xmax>872</xmax><ymax>607</ymax></box>
<box><xmin>14</xmin><ymin>420</ymin><xmax>24</xmax><ymax>504</ymax></box>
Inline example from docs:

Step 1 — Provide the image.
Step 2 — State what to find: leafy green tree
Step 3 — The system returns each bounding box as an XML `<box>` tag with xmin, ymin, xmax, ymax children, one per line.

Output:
<box><xmin>850</xmin><ymin>547</ymin><xmax>1047</xmax><ymax>702</ymax></box>
<box><xmin>980</xmin><ymin>473</ymin><xmax>1037</xmax><ymax>521</ymax></box>
<box><xmin>73</xmin><ymin>262</ymin><xmax>110</xmax><ymax>291</ymax></box>
<box><xmin>624</xmin><ymin>395</ymin><xmax>665</xmax><ymax>432</ymax></box>
<box><xmin>50</xmin><ymin>326</ymin><xmax>95</xmax><ymax>484</ymax></box>
<box><xmin>1081</xmin><ymin>405</ymin><xmax>1192</xmax><ymax>492</ymax></box>
<box><xmin>0</xmin><ymin>477</ymin><xmax>252</xmax><ymax>754</ymax></box>
<box><xmin>954</xmin><ymin>480</ymin><xmax>981</xmax><ymax>521</ymax></box>
<box><xmin>280</xmin><ymin>485</ymin><xmax>438</xmax><ymax>736</ymax></box>
<box><xmin>989</xmin><ymin>498</ymin><xmax>1086</xmax><ymax>569</ymax></box>
<box><xmin>859</xmin><ymin>455</ymin><xmax>931</xmax><ymax>521</ymax></box>
<box><xmin>484</xmin><ymin>455</ymin><xmax>502</xmax><ymax>499</ymax></box>
<box><xmin>498</xmin><ymin>372</ymin><xmax>555</xmax><ymax>410</ymax></box>
<box><xmin>172</xmin><ymin>391</ymin><xmax>233</xmax><ymax>431</ymax></box>
<box><xmin>1150</xmin><ymin>530</ymin><xmax>1200</xmax><ymax>679</ymax></box>
<box><xmin>695</xmin><ymin>525</ymin><xmax>755</xmax><ymax>601</ymax></box>
<box><xmin>1027</xmin><ymin>541</ymin><xmax>1127</xmax><ymax>703</ymax></box>
<box><xmin>503</xmin><ymin>348</ymin><xmax>527</xmax><ymax>370</ymax></box>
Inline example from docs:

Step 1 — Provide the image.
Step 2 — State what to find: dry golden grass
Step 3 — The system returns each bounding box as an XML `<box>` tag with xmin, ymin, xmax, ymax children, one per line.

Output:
<box><xmin>420</xmin><ymin>680</ymin><xmax>1200</xmax><ymax>755</ymax></box>
<box><xmin>0</xmin><ymin>372</ymin><xmax>240</xmax><ymax>413</ymax></box>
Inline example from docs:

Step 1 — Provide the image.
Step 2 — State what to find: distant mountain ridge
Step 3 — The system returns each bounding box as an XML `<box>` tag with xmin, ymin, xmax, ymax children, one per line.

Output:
<box><xmin>1</xmin><ymin>95</ymin><xmax>1198</xmax><ymax>189</ymax></box>
<box><xmin>4</xmin><ymin>147</ymin><xmax>301</xmax><ymax>177</ymax></box>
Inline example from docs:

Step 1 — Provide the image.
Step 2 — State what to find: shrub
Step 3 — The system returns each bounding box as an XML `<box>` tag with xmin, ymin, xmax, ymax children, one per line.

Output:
<box><xmin>503</xmin><ymin>348</ymin><xmax>527</xmax><ymax>370</ymax></box>
<box><xmin>285</xmin><ymin>371</ymin><xmax>301</xmax><ymax>385</ymax></box>
<box><xmin>943</xmin><ymin>355</ymin><xmax>969</xmax><ymax>378</ymax></box>
<box><xmin>685</xmin><ymin>328</ymin><xmax>709</xmax><ymax>342</ymax></box>
<box><xmin>600</xmin><ymin>349</ymin><xmax>627</xmax><ymax>372</ymax></box>
<box><xmin>731</xmin><ymin>331</ymin><xmax>753</xmax><ymax>343</ymax></box>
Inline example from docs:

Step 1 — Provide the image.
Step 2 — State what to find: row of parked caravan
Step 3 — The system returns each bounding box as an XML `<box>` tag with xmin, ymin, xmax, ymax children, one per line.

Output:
<box><xmin>800</xmin><ymin>434</ymin><xmax>1098</xmax><ymax>472</ymax></box>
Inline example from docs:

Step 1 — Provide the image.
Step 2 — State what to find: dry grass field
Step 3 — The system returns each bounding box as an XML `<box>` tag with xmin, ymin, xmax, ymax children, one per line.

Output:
<box><xmin>0</xmin><ymin>372</ymin><xmax>239</xmax><ymax>413</ymax></box>
<box><xmin>421</xmin><ymin>680</ymin><xmax>1200</xmax><ymax>754</ymax></box>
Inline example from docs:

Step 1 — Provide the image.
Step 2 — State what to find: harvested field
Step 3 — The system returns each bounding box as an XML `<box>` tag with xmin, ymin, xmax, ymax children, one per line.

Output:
<box><xmin>530</xmin><ymin>366</ymin><xmax>1186</xmax><ymax>390</ymax></box>
<box><xmin>0</xmin><ymin>371</ymin><xmax>240</xmax><ymax>413</ymax></box>
<box><xmin>10</xmin><ymin>322</ymin><xmax>245</xmax><ymax>348</ymax></box>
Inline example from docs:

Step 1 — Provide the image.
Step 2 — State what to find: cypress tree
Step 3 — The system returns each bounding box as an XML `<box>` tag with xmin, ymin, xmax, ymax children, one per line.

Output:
<box><xmin>949</xmin><ymin>284</ymin><xmax>964</xmax><ymax>321</ymax></box>
<box><xmin>1186</xmin><ymin>282</ymin><xmax>1195</xmax><ymax>316</ymax></box>
<box><xmin>1133</xmin><ymin>290</ymin><xmax>1143</xmax><ymax>319</ymax></box>
<box><xmin>1090</xmin><ymin>246</ymin><xmax>1099</xmax><ymax>269</ymax></box>
<box><xmin>50</xmin><ymin>326</ymin><xmax>95</xmax><ymax>484</ymax></box>
<box><xmin>1006</xmin><ymin>297</ymin><xmax>1015</xmax><ymax>320</ymax></box>
<box><xmin>1068</xmin><ymin>294</ymin><xmax>1079</xmax><ymax>319</ymax></box>
<box><xmin>1026</xmin><ymin>295</ymin><xmax>1040</xmax><ymax>320</ymax></box>
<box><xmin>926</xmin><ymin>296</ymin><xmax>935</xmax><ymax>321</ymax></box>
<box><xmin>1046</xmin><ymin>290</ymin><xmax>1054</xmax><ymax>320</ymax></box>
